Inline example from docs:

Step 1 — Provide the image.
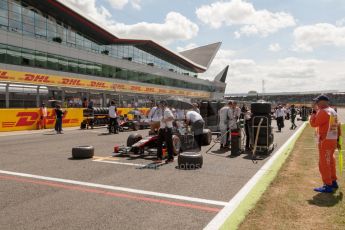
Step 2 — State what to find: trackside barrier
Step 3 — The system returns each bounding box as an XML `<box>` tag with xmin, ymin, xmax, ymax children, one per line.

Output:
<box><xmin>0</xmin><ymin>108</ymin><xmax>150</xmax><ymax>132</ymax></box>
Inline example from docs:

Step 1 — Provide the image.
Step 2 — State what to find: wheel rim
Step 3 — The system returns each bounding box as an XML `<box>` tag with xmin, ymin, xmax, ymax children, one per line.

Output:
<box><xmin>173</xmin><ymin>137</ymin><xmax>181</xmax><ymax>154</ymax></box>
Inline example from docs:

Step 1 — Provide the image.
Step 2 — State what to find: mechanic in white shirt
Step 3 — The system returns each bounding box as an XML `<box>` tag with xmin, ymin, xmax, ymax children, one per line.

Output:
<box><xmin>186</xmin><ymin>109</ymin><xmax>205</xmax><ymax>151</ymax></box>
<box><xmin>218</xmin><ymin>101</ymin><xmax>233</xmax><ymax>149</ymax></box>
<box><xmin>275</xmin><ymin>105</ymin><xmax>285</xmax><ymax>132</ymax></box>
<box><xmin>108</xmin><ymin>100</ymin><xmax>118</xmax><ymax>134</ymax></box>
<box><xmin>148</xmin><ymin>102</ymin><xmax>162</xmax><ymax>132</ymax></box>
<box><xmin>156</xmin><ymin>100</ymin><xmax>175</xmax><ymax>164</ymax></box>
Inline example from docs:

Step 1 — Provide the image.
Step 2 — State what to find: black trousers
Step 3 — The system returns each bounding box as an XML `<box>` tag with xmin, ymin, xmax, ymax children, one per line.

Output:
<box><xmin>291</xmin><ymin>116</ymin><xmax>297</xmax><ymax>128</ymax></box>
<box><xmin>276</xmin><ymin>117</ymin><xmax>284</xmax><ymax>131</ymax></box>
<box><xmin>55</xmin><ymin>117</ymin><xmax>62</xmax><ymax>132</ymax></box>
<box><xmin>157</xmin><ymin>128</ymin><xmax>173</xmax><ymax>160</ymax></box>
<box><xmin>109</xmin><ymin>118</ymin><xmax>118</xmax><ymax>133</ymax></box>
<box><xmin>192</xmin><ymin>120</ymin><xmax>204</xmax><ymax>150</ymax></box>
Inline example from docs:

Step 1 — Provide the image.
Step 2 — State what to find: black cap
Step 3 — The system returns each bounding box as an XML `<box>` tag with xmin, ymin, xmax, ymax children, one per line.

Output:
<box><xmin>313</xmin><ymin>94</ymin><xmax>329</xmax><ymax>102</ymax></box>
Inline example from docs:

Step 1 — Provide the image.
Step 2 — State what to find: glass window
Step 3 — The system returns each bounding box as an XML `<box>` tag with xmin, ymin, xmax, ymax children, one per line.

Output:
<box><xmin>85</xmin><ymin>61</ymin><xmax>94</xmax><ymax>75</ymax></box>
<box><xmin>21</xmin><ymin>48</ymin><xmax>35</xmax><ymax>66</ymax></box>
<box><xmin>6</xmin><ymin>45</ymin><xmax>21</xmax><ymax>65</ymax></box>
<box><xmin>68</xmin><ymin>58</ymin><xmax>78</xmax><ymax>73</ymax></box>
<box><xmin>35</xmin><ymin>13</ymin><xmax>47</xmax><ymax>38</ymax></box>
<box><xmin>58</xmin><ymin>56</ymin><xmax>68</xmax><ymax>72</ymax></box>
<box><xmin>0</xmin><ymin>43</ymin><xmax>6</xmax><ymax>62</ymax></box>
<box><xmin>78</xmin><ymin>60</ymin><xmax>86</xmax><ymax>74</ymax></box>
<box><xmin>47</xmin><ymin>54</ymin><xmax>58</xmax><ymax>70</ymax></box>
<box><xmin>35</xmin><ymin>51</ymin><xmax>47</xmax><ymax>68</ymax></box>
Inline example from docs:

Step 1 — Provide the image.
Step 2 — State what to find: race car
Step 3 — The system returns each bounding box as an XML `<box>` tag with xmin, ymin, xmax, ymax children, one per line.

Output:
<box><xmin>118</xmin><ymin>116</ymin><xmax>150</xmax><ymax>131</ymax></box>
<box><xmin>114</xmin><ymin>126</ymin><xmax>212</xmax><ymax>157</ymax></box>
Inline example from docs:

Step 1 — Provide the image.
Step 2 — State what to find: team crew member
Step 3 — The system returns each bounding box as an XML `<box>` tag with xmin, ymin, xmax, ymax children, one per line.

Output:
<box><xmin>310</xmin><ymin>95</ymin><xmax>340</xmax><ymax>193</ymax></box>
<box><xmin>148</xmin><ymin>102</ymin><xmax>161</xmax><ymax>133</ymax></box>
<box><xmin>54</xmin><ymin>104</ymin><xmax>64</xmax><ymax>134</ymax></box>
<box><xmin>156</xmin><ymin>100</ymin><xmax>175</xmax><ymax>164</ymax></box>
<box><xmin>186</xmin><ymin>109</ymin><xmax>205</xmax><ymax>151</ymax></box>
<box><xmin>38</xmin><ymin>103</ymin><xmax>47</xmax><ymax>129</ymax></box>
<box><xmin>108</xmin><ymin>100</ymin><xmax>118</xmax><ymax>134</ymax></box>
<box><xmin>290</xmin><ymin>104</ymin><xmax>297</xmax><ymax>130</ymax></box>
<box><xmin>218</xmin><ymin>101</ymin><xmax>232</xmax><ymax>149</ymax></box>
<box><xmin>275</xmin><ymin>105</ymin><xmax>285</xmax><ymax>132</ymax></box>
<box><xmin>243</xmin><ymin>106</ymin><xmax>252</xmax><ymax>151</ymax></box>
<box><xmin>193</xmin><ymin>103</ymin><xmax>200</xmax><ymax>114</ymax></box>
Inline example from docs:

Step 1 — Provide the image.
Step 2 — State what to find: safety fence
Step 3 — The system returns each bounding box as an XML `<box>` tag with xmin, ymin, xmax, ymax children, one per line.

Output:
<box><xmin>0</xmin><ymin>108</ymin><xmax>150</xmax><ymax>132</ymax></box>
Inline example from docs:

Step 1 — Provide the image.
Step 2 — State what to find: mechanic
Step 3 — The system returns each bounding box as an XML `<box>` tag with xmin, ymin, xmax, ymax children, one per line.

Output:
<box><xmin>108</xmin><ymin>100</ymin><xmax>118</xmax><ymax>134</ymax></box>
<box><xmin>148</xmin><ymin>101</ymin><xmax>161</xmax><ymax>133</ymax></box>
<box><xmin>186</xmin><ymin>109</ymin><xmax>205</xmax><ymax>151</ymax></box>
<box><xmin>54</xmin><ymin>104</ymin><xmax>64</xmax><ymax>134</ymax></box>
<box><xmin>310</xmin><ymin>95</ymin><xmax>340</xmax><ymax>193</ymax></box>
<box><xmin>275</xmin><ymin>105</ymin><xmax>285</xmax><ymax>132</ymax></box>
<box><xmin>156</xmin><ymin>100</ymin><xmax>175</xmax><ymax>164</ymax></box>
<box><xmin>218</xmin><ymin>101</ymin><xmax>233</xmax><ymax>149</ymax></box>
<box><xmin>193</xmin><ymin>103</ymin><xmax>200</xmax><ymax>114</ymax></box>
<box><xmin>38</xmin><ymin>103</ymin><xmax>47</xmax><ymax>129</ymax></box>
<box><xmin>290</xmin><ymin>104</ymin><xmax>297</xmax><ymax>130</ymax></box>
<box><xmin>243</xmin><ymin>106</ymin><xmax>252</xmax><ymax>151</ymax></box>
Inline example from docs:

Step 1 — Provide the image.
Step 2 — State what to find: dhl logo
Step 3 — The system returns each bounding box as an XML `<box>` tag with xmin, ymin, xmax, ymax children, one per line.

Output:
<box><xmin>24</xmin><ymin>74</ymin><xmax>50</xmax><ymax>83</ymax></box>
<box><xmin>1</xmin><ymin>111</ymin><xmax>79</xmax><ymax>128</ymax></box>
<box><xmin>90</xmin><ymin>81</ymin><xmax>106</xmax><ymax>88</ymax></box>
<box><xmin>62</xmin><ymin>78</ymin><xmax>82</xmax><ymax>86</ymax></box>
<box><xmin>0</xmin><ymin>71</ymin><xmax>9</xmax><ymax>79</ymax></box>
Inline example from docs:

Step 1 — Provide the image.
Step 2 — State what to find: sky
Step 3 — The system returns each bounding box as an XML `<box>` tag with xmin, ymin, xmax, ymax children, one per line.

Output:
<box><xmin>61</xmin><ymin>0</ymin><xmax>345</xmax><ymax>94</ymax></box>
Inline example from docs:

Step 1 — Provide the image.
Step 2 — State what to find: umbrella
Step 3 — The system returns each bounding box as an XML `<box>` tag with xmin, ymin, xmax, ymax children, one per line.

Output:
<box><xmin>166</xmin><ymin>97</ymin><xmax>194</xmax><ymax>110</ymax></box>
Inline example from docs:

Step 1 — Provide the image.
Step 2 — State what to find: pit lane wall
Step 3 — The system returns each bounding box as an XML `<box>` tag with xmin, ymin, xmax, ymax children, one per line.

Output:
<box><xmin>0</xmin><ymin>108</ymin><xmax>150</xmax><ymax>132</ymax></box>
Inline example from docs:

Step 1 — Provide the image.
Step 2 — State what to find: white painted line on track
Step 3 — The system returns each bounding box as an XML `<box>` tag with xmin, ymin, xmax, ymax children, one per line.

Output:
<box><xmin>93</xmin><ymin>159</ymin><xmax>146</xmax><ymax>167</ymax></box>
<box><xmin>0</xmin><ymin>170</ymin><xmax>228</xmax><ymax>207</ymax></box>
<box><xmin>204</xmin><ymin>122</ymin><xmax>308</xmax><ymax>230</ymax></box>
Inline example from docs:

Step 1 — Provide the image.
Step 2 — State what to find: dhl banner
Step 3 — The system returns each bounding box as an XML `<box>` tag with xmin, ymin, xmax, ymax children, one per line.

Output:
<box><xmin>0</xmin><ymin>108</ymin><xmax>83</xmax><ymax>132</ymax></box>
<box><xmin>0</xmin><ymin>69</ymin><xmax>211</xmax><ymax>98</ymax></box>
<box><xmin>0</xmin><ymin>108</ymin><xmax>150</xmax><ymax>132</ymax></box>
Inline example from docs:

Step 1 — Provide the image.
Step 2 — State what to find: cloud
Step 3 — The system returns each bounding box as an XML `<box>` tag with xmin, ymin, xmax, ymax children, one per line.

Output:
<box><xmin>107</xmin><ymin>0</ymin><xmax>141</xmax><ymax>10</ymax></box>
<box><xmin>199</xmin><ymin>52</ymin><xmax>345</xmax><ymax>93</ymax></box>
<box><xmin>268</xmin><ymin>43</ymin><xmax>281</xmax><ymax>52</ymax></box>
<box><xmin>195</xmin><ymin>0</ymin><xmax>296</xmax><ymax>37</ymax></box>
<box><xmin>108</xmin><ymin>12</ymin><xmax>199</xmax><ymax>45</ymax></box>
<box><xmin>61</xmin><ymin>1</ymin><xmax>198</xmax><ymax>45</ymax></box>
<box><xmin>293</xmin><ymin>23</ymin><xmax>345</xmax><ymax>51</ymax></box>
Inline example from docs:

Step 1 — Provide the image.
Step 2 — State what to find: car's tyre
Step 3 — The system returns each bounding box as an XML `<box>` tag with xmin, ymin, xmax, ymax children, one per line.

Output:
<box><xmin>127</xmin><ymin>133</ymin><xmax>142</xmax><ymax>147</ymax></box>
<box><xmin>201</xmin><ymin>129</ymin><xmax>212</xmax><ymax>145</ymax></box>
<box><xmin>251</xmin><ymin>101</ymin><xmax>271</xmax><ymax>114</ymax></box>
<box><xmin>172</xmin><ymin>135</ymin><xmax>181</xmax><ymax>156</ymax></box>
<box><xmin>178</xmin><ymin>152</ymin><xmax>203</xmax><ymax>170</ymax></box>
<box><xmin>72</xmin><ymin>146</ymin><xmax>94</xmax><ymax>159</ymax></box>
<box><xmin>80</xmin><ymin>122</ymin><xmax>86</xmax><ymax>129</ymax></box>
<box><xmin>132</xmin><ymin>122</ymin><xmax>140</xmax><ymax>131</ymax></box>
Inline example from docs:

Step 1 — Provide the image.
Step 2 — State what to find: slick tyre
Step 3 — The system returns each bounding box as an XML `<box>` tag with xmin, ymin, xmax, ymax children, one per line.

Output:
<box><xmin>178</xmin><ymin>152</ymin><xmax>203</xmax><ymax>170</ymax></box>
<box><xmin>172</xmin><ymin>135</ymin><xmax>182</xmax><ymax>156</ymax></box>
<box><xmin>201</xmin><ymin>129</ymin><xmax>212</xmax><ymax>145</ymax></box>
<box><xmin>127</xmin><ymin>133</ymin><xmax>142</xmax><ymax>147</ymax></box>
<box><xmin>251</xmin><ymin>102</ymin><xmax>271</xmax><ymax>114</ymax></box>
<box><xmin>72</xmin><ymin>146</ymin><xmax>94</xmax><ymax>159</ymax></box>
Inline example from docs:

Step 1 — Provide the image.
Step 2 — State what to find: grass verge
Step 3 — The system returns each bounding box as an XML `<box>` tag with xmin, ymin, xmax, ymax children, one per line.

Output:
<box><xmin>239</xmin><ymin>125</ymin><xmax>345</xmax><ymax>230</ymax></box>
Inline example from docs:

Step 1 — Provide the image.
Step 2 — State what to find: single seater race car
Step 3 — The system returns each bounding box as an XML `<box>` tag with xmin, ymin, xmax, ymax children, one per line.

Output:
<box><xmin>114</xmin><ymin>124</ymin><xmax>212</xmax><ymax>157</ymax></box>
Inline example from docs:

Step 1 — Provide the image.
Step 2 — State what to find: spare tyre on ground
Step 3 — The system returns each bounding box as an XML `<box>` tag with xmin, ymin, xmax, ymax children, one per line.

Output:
<box><xmin>201</xmin><ymin>129</ymin><xmax>212</xmax><ymax>145</ymax></box>
<box><xmin>72</xmin><ymin>146</ymin><xmax>94</xmax><ymax>159</ymax></box>
<box><xmin>178</xmin><ymin>152</ymin><xmax>203</xmax><ymax>170</ymax></box>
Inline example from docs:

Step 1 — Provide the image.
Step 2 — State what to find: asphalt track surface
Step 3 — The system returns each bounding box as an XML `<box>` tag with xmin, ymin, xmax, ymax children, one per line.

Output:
<box><xmin>0</xmin><ymin>117</ymin><xmax>307</xmax><ymax>230</ymax></box>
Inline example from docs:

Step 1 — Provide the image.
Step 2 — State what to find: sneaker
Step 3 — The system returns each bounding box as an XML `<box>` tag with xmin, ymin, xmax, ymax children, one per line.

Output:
<box><xmin>165</xmin><ymin>158</ymin><xmax>174</xmax><ymax>164</ymax></box>
<box><xmin>314</xmin><ymin>185</ymin><xmax>333</xmax><ymax>193</ymax></box>
<box><xmin>332</xmin><ymin>181</ymin><xmax>339</xmax><ymax>189</ymax></box>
